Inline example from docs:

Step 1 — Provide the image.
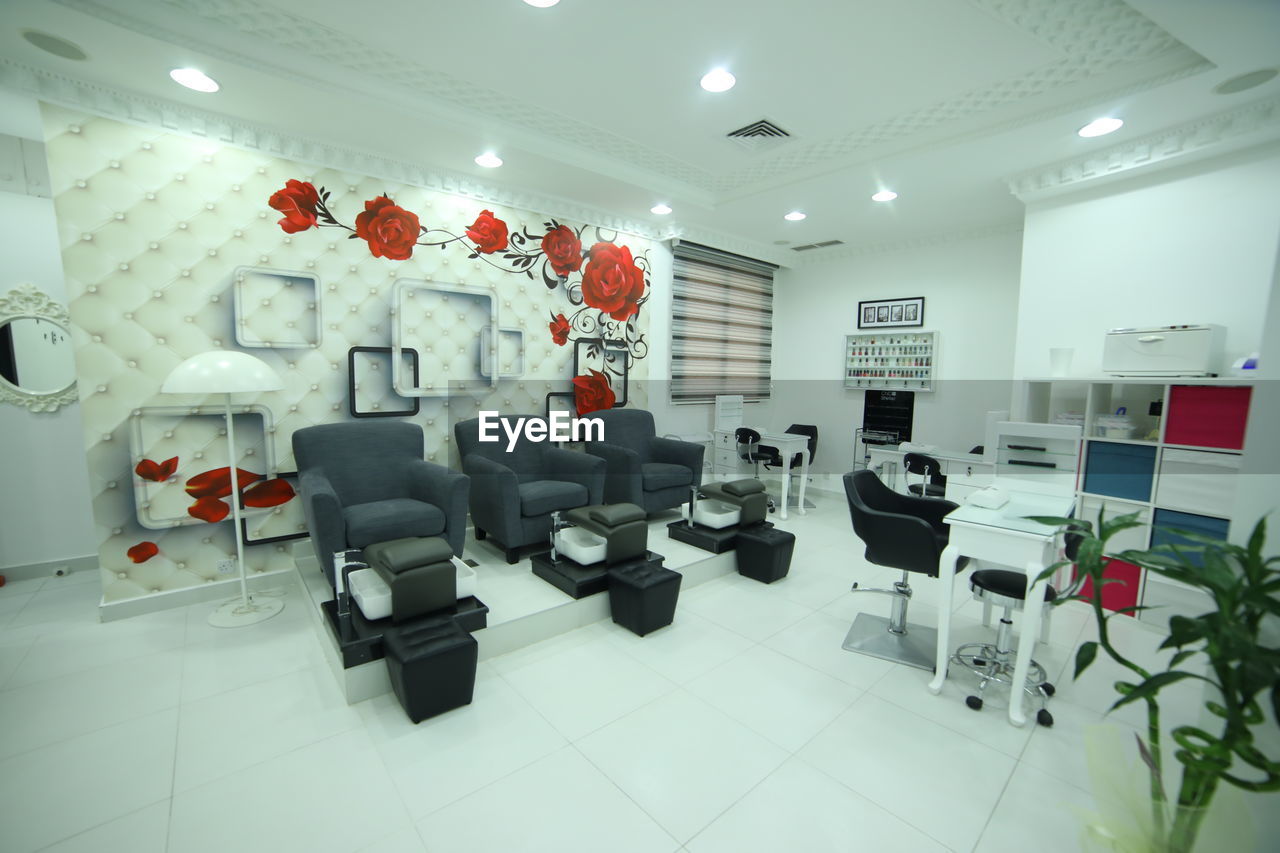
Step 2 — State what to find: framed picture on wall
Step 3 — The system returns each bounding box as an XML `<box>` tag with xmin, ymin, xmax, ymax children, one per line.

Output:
<box><xmin>858</xmin><ymin>297</ymin><xmax>925</xmax><ymax>329</ymax></box>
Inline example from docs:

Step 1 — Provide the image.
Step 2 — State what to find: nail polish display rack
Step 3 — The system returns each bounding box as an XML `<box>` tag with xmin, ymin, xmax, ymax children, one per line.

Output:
<box><xmin>843</xmin><ymin>331</ymin><xmax>935</xmax><ymax>392</ymax></box>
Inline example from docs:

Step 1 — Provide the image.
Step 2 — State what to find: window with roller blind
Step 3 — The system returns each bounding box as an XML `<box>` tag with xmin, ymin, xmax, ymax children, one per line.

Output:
<box><xmin>669</xmin><ymin>241</ymin><xmax>777</xmax><ymax>404</ymax></box>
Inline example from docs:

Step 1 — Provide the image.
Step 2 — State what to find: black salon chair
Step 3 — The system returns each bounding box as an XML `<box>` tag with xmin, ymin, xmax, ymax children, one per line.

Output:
<box><xmin>735</xmin><ymin>427</ymin><xmax>777</xmax><ymax>513</ymax></box>
<box><xmin>758</xmin><ymin>424</ymin><xmax>818</xmax><ymax>508</ymax></box>
<box><xmin>841</xmin><ymin>470</ymin><xmax>968</xmax><ymax>670</ymax></box>
<box><xmin>903</xmin><ymin>452</ymin><xmax>945</xmax><ymax>497</ymax></box>
<box><xmin>293</xmin><ymin>422</ymin><xmax>469</xmax><ymax>587</ymax></box>
<box><xmin>454</xmin><ymin>415</ymin><xmax>605</xmax><ymax>564</ymax></box>
<box><xmin>735</xmin><ymin>427</ymin><xmax>772</xmax><ymax>477</ymax></box>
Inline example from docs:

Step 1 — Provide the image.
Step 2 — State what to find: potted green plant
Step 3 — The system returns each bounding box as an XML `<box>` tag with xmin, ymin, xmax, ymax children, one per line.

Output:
<box><xmin>1028</xmin><ymin>511</ymin><xmax>1279</xmax><ymax>852</ymax></box>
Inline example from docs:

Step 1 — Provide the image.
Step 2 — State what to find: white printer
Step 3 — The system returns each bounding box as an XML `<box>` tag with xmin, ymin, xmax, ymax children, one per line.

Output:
<box><xmin>1102</xmin><ymin>325</ymin><xmax>1224</xmax><ymax>377</ymax></box>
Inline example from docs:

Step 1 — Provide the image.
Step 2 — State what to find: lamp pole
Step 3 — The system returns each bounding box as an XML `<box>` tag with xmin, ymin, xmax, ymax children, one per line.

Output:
<box><xmin>224</xmin><ymin>391</ymin><xmax>250</xmax><ymax>612</ymax></box>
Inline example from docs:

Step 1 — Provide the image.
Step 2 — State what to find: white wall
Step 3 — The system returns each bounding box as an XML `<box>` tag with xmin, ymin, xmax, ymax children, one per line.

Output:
<box><xmin>0</xmin><ymin>92</ymin><xmax>97</xmax><ymax>572</ymax></box>
<box><xmin>771</xmin><ymin>229</ymin><xmax>1024</xmax><ymax>478</ymax></box>
<box><xmin>1015</xmin><ymin>144</ymin><xmax>1280</xmax><ymax>378</ymax></box>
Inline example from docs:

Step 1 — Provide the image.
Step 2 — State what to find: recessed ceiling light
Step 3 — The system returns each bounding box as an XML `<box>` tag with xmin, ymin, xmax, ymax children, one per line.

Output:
<box><xmin>21</xmin><ymin>30</ymin><xmax>87</xmax><ymax>61</ymax></box>
<box><xmin>1214</xmin><ymin>68</ymin><xmax>1278</xmax><ymax>95</ymax></box>
<box><xmin>523</xmin><ymin>0</ymin><xmax>560</xmax><ymax>6</ymax></box>
<box><xmin>169</xmin><ymin>68</ymin><xmax>219</xmax><ymax>93</ymax></box>
<box><xmin>784</xmin><ymin>210</ymin><xmax>806</xmax><ymax>221</ymax></box>
<box><xmin>474</xmin><ymin>152</ymin><xmax>503</xmax><ymax>168</ymax></box>
<box><xmin>1077</xmin><ymin>117</ymin><xmax>1123</xmax><ymax>138</ymax></box>
<box><xmin>650</xmin><ymin>203</ymin><xmax>672</xmax><ymax>215</ymax></box>
<box><xmin>700</xmin><ymin>68</ymin><xmax>736</xmax><ymax>93</ymax></box>
<box><xmin>871</xmin><ymin>190</ymin><xmax>898</xmax><ymax>202</ymax></box>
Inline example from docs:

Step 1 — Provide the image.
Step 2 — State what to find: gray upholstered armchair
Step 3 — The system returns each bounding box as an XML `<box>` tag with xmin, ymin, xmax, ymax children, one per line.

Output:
<box><xmin>292</xmin><ymin>421</ymin><xmax>469</xmax><ymax>586</ymax></box>
<box><xmin>454</xmin><ymin>415</ymin><xmax>605</xmax><ymax>563</ymax></box>
<box><xmin>585</xmin><ymin>409</ymin><xmax>704</xmax><ymax>513</ymax></box>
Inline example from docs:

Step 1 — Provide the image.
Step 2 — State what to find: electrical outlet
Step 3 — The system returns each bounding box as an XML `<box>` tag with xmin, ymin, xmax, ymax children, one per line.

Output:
<box><xmin>216</xmin><ymin>558</ymin><xmax>236</xmax><ymax>575</ymax></box>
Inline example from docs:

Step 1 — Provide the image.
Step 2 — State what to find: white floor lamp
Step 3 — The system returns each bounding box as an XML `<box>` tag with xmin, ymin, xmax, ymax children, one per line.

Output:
<box><xmin>163</xmin><ymin>350</ymin><xmax>285</xmax><ymax>627</ymax></box>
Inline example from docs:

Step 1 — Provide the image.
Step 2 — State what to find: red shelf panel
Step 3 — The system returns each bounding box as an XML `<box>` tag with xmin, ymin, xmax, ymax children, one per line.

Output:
<box><xmin>1164</xmin><ymin>385</ymin><xmax>1252</xmax><ymax>450</ymax></box>
<box><xmin>1074</xmin><ymin>558</ymin><xmax>1141</xmax><ymax>616</ymax></box>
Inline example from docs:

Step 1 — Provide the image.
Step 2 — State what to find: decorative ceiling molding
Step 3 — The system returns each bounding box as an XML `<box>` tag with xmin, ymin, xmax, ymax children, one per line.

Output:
<box><xmin>660</xmin><ymin>225</ymin><xmax>792</xmax><ymax>269</ymax></box>
<box><xmin>793</xmin><ymin>222</ymin><xmax>1025</xmax><ymax>267</ymax></box>
<box><xmin>1005</xmin><ymin>95</ymin><xmax>1280</xmax><ymax>200</ymax></box>
<box><xmin>54</xmin><ymin>0</ymin><xmax>716</xmax><ymax>193</ymax></box>
<box><xmin>713</xmin><ymin>0</ymin><xmax>1208</xmax><ymax>192</ymax></box>
<box><xmin>0</xmin><ymin>58</ymin><xmax>675</xmax><ymax>244</ymax></box>
<box><xmin>53</xmin><ymin>0</ymin><xmax>1208</xmax><ymax>199</ymax></box>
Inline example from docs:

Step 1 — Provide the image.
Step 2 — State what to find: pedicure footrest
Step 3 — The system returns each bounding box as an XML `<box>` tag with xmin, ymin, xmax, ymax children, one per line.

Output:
<box><xmin>382</xmin><ymin>618</ymin><xmax>477</xmax><ymax>723</ymax></box>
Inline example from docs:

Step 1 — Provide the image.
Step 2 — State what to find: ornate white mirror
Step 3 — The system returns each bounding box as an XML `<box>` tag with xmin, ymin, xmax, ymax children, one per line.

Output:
<box><xmin>0</xmin><ymin>284</ymin><xmax>78</xmax><ymax>412</ymax></box>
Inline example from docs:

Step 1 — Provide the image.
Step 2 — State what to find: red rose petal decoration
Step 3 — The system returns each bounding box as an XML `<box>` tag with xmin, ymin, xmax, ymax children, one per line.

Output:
<box><xmin>241</xmin><ymin>478</ymin><xmax>296</xmax><ymax>508</ymax></box>
<box><xmin>354</xmin><ymin>195</ymin><xmax>421</xmax><ymax>260</ymax></box>
<box><xmin>269</xmin><ymin>179</ymin><xmax>321</xmax><ymax>234</ymax></box>
<box><xmin>185</xmin><ymin>467</ymin><xmax>263</xmax><ymax>499</ymax></box>
<box><xmin>135</xmin><ymin>456</ymin><xmax>179</xmax><ymax>483</ymax></box>
<box><xmin>541</xmin><ymin>225</ymin><xmax>583</xmax><ymax>278</ymax></box>
<box><xmin>465</xmin><ymin>209</ymin><xmax>509</xmax><ymax>255</ymax></box>
<box><xmin>188</xmin><ymin>496</ymin><xmax>230</xmax><ymax>523</ymax></box>
<box><xmin>573</xmin><ymin>368</ymin><xmax>616</xmax><ymax>416</ymax></box>
<box><xmin>549</xmin><ymin>313</ymin><xmax>571</xmax><ymax>346</ymax></box>
<box><xmin>580</xmin><ymin>242</ymin><xmax>645</xmax><ymax>322</ymax></box>
<box><xmin>127</xmin><ymin>541</ymin><xmax>159</xmax><ymax>563</ymax></box>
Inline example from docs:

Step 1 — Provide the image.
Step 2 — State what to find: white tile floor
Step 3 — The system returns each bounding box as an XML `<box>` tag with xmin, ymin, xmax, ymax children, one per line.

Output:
<box><xmin>0</xmin><ymin>496</ymin><xmax>1272</xmax><ymax>852</ymax></box>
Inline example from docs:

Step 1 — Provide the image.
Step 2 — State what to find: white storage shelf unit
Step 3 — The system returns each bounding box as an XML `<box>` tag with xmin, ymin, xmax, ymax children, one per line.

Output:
<box><xmin>1014</xmin><ymin>377</ymin><xmax>1254</xmax><ymax>626</ymax></box>
<box><xmin>843</xmin><ymin>331</ymin><xmax>935</xmax><ymax>392</ymax></box>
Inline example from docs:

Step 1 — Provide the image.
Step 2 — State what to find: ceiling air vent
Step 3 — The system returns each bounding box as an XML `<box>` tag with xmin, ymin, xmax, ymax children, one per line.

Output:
<box><xmin>791</xmin><ymin>240</ymin><xmax>845</xmax><ymax>252</ymax></box>
<box><xmin>726</xmin><ymin>119</ymin><xmax>791</xmax><ymax>151</ymax></box>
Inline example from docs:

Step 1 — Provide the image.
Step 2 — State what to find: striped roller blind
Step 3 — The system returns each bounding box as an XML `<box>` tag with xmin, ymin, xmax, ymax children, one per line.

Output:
<box><xmin>670</xmin><ymin>241</ymin><xmax>776</xmax><ymax>403</ymax></box>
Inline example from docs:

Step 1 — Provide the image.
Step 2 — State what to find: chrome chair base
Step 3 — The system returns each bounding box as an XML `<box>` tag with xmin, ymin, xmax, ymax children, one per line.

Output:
<box><xmin>951</xmin><ymin>640</ymin><xmax>1055</xmax><ymax>725</ymax></box>
<box><xmin>842</xmin><ymin>612</ymin><xmax>937</xmax><ymax>671</ymax></box>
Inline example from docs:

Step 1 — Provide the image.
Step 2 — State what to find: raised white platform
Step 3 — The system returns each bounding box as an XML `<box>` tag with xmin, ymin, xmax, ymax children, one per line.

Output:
<box><xmin>297</xmin><ymin>510</ymin><xmax>742</xmax><ymax>703</ymax></box>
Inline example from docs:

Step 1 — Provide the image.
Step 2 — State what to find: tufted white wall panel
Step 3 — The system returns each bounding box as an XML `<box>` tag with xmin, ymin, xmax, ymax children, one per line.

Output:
<box><xmin>43</xmin><ymin>104</ymin><xmax>651</xmax><ymax>604</ymax></box>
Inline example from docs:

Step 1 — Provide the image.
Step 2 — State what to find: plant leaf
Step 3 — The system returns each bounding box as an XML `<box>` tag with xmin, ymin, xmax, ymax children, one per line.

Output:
<box><xmin>1100</xmin><ymin>511</ymin><xmax>1145</xmax><ymax>542</ymax></box>
<box><xmin>1134</xmin><ymin>734</ymin><xmax>1166</xmax><ymax>799</ymax></box>
<box><xmin>1239</xmin><ymin>659</ymin><xmax>1277</xmax><ymax>700</ymax></box>
<box><xmin>1271</xmin><ymin>684</ymin><xmax>1280</xmax><ymax>735</ymax></box>
<box><xmin>1075</xmin><ymin>641</ymin><xmax>1098</xmax><ymax>680</ymax></box>
<box><xmin>1024</xmin><ymin>515</ymin><xmax>1083</xmax><ymax>529</ymax></box>
<box><xmin>1162</xmin><ymin>615</ymin><xmax>1205</xmax><ymax>649</ymax></box>
<box><xmin>1111</xmin><ymin>671</ymin><xmax>1202</xmax><ymax>711</ymax></box>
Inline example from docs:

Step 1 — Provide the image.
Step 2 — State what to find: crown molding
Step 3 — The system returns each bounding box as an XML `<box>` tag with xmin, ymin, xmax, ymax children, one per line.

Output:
<box><xmin>54</xmin><ymin>0</ymin><xmax>718</xmax><ymax>199</ymax></box>
<box><xmin>54</xmin><ymin>0</ymin><xmax>1208</xmax><ymax>200</ymax></box>
<box><xmin>660</xmin><ymin>225</ymin><xmax>791</xmax><ymax>268</ymax></box>
<box><xmin>1006</xmin><ymin>96</ymin><xmax>1280</xmax><ymax>201</ymax></box>
<box><xmin>0</xmin><ymin>59</ymin><xmax>672</xmax><ymax>244</ymax></box>
<box><xmin>792</xmin><ymin>222</ymin><xmax>1024</xmax><ymax>266</ymax></box>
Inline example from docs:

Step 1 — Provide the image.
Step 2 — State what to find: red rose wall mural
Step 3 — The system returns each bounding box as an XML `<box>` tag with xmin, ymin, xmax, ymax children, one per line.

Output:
<box><xmin>269</xmin><ymin>179</ymin><xmax>648</xmax><ymax>418</ymax></box>
<box><xmin>46</xmin><ymin>104</ymin><xmax>654</xmax><ymax>604</ymax></box>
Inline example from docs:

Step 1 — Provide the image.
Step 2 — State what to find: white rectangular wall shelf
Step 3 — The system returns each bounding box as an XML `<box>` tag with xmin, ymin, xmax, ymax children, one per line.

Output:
<box><xmin>843</xmin><ymin>330</ymin><xmax>935</xmax><ymax>392</ymax></box>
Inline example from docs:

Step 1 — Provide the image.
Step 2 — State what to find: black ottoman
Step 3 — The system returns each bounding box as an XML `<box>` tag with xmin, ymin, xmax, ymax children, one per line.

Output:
<box><xmin>608</xmin><ymin>562</ymin><xmax>682</xmax><ymax>636</ymax></box>
<box><xmin>383</xmin><ymin>619</ymin><xmax>477</xmax><ymax>723</ymax></box>
<box><xmin>735</xmin><ymin>525</ymin><xmax>796</xmax><ymax>584</ymax></box>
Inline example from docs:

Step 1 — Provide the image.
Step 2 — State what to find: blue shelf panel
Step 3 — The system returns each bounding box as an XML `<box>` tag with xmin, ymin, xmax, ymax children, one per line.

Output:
<box><xmin>1082</xmin><ymin>441</ymin><xmax>1156</xmax><ymax>502</ymax></box>
<box><xmin>1150</xmin><ymin>509</ymin><xmax>1230</xmax><ymax>569</ymax></box>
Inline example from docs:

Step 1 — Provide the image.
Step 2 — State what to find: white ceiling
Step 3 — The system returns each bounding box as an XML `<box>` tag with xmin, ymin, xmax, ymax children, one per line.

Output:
<box><xmin>1</xmin><ymin>0</ymin><xmax>1278</xmax><ymax>263</ymax></box>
